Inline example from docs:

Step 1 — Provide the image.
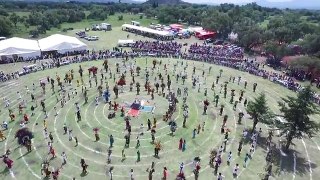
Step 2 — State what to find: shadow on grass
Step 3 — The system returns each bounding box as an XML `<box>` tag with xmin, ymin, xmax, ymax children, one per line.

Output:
<box><xmin>17</xmin><ymin>150</ymin><xmax>31</xmax><ymax>160</ymax></box>
<box><xmin>242</xmin><ymin>132</ymin><xmax>317</xmax><ymax>177</ymax></box>
<box><xmin>0</xmin><ymin>167</ymin><xmax>9</xmax><ymax>176</ymax></box>
<box><xmin>273</xmin><ymin>147</ymin><xmax>317</xmax><ymax>177</ymax></box>
<box><xmin>80</xmin><ymin>172</ymin><xmax>88</xmax><ymax>177</ymax></box>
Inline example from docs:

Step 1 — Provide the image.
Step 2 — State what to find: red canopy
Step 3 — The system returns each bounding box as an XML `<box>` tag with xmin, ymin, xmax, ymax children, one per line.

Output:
<box><xmin>170</xmin><ymin>24</ymin><xmax>183</xmax><ymax>30</ymax></box>
<box><xmin>195</xmin><ymin>30</ymin><xmax>216</xmax><ymax>40</ymax></box>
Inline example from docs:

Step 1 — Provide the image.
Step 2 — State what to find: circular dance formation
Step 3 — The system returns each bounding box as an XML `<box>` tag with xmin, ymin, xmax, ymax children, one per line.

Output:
<box><xmin>0</xmin><ymin>57</ymin><xmax>318</xmax><ymax>180</ymax></box>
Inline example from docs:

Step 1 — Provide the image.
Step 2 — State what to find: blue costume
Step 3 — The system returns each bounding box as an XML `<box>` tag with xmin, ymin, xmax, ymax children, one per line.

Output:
<box><xmin>103</xmin><ymin>90</ymin><xmax>111</xmax><ymax>103</ymax></box>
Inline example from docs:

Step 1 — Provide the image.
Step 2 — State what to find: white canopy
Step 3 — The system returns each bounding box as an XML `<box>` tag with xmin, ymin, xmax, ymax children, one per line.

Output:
<box><xmin>122</xmin><ymin>24</ymin><xmax>172</xmax><ymax>37</ymax></box>
<box><xmin>118</xmin><ymin>39</ymin><xmax>135</xmax><ymax>45</ymax></box>
<box><xmin>39</xmin><ymin>34</ymin><xmax>88</xmax><ymax>53</ymax></box>
<box><xmin>0</xmin><ymin>37</ymin><xmax>41</xmax><ymax>58</ymax></box>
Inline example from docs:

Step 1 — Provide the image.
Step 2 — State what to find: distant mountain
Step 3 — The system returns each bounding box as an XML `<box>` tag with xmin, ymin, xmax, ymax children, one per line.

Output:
<box><xmin>144</xmin><ymin>0</ymin><xmax>188</xmax><ymax>5</ymax></box>
<box><xmin>17</xmin><ymin>0</ymin><xmax>138</xmax><ymax>3</ymax></box>
<box><xmin>256</xmin><ymin>0</ymin><xmax>320</xmax><ymax>10</ymax></box>
<box><xmin>182</xmin><ymin>0</ymin><xmax>320</xmax><ymax>10</ymax></box>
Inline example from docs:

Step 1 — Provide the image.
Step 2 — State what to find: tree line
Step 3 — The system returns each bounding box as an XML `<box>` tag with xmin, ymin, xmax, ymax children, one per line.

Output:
<box><xmin>0</xmin><ymin>1</ymin><xmax>319</xmax><ymax>59</ymax></box>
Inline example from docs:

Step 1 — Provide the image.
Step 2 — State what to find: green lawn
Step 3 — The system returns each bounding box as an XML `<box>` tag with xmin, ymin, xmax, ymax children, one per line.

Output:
<box><xmin>0</xmin><ymin>56</ymin><xmax>319</xmax><ymax>180</ymax></box>
<box><xmin>11</xmin><ymin>13</ymin><xmax>158</xmax><ymax>38</ymax></box>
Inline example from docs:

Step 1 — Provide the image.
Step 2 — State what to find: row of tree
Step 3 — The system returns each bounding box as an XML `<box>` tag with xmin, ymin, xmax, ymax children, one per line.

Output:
<box><xmin>0</xmin><ymin>1</ymin><xmax>319</xmax><ymax>59</ymax></box>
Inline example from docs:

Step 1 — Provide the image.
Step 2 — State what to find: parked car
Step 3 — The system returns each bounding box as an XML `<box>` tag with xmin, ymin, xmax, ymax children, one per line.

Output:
<box><xmin>85</xmin><ymin>36</ymin><xmax>99</xmax><ymax>41</ymax></box>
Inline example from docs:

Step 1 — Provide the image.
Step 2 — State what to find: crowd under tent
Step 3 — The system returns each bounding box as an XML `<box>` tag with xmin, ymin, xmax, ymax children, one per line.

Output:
<box><xmin>38</xmin><ymin>34</ymin><xmax>88</xmax><ymax>54</ymax></box>
<box><xmin>0</xmin><ymin>37</ymin><xmax>41</xmax><ymax>58</ymax></box>
<box><xmin>122</xmin><ymin>24</ymin><xmax>174</xmax><ymax>40</ymax></box>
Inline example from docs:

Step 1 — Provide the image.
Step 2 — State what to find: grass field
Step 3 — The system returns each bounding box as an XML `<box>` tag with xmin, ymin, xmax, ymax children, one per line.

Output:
<box><xmin>1</xmin><ymin>15</ymin><xmax>320</xmax><ymax>179</ymax></box>
<box><xmin>0</xmin><ymin>55</ymin><xmax>320</xmax><ymax>180</ymax></box>
<box><xmin>11</xmin><ymin>13</ymin><xmax>159</xmax><ymax>38</ymax></box>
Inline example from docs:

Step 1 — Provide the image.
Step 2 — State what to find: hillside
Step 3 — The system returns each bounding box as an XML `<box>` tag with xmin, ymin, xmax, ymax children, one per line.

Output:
<box><xmin>144</xmin><ymin>0</ymin><xmax>187</xmax><ymax>5</ymax></box>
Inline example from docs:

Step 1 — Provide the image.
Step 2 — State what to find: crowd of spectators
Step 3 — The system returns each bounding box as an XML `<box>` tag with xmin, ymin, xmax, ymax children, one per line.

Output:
<box><xmin>188</xmin><ymin>43</ymin><xmax>244</xmax><ymax>60</ymax></box>
<box><xmin>131</xmin><ymin>41</ymin><xmax>182</xmax><ymax>57</ymax></box>
<box><xmin>1</xmin><ymin>40</ymin><xmax>320</xmax><ymax>105</ymax></box>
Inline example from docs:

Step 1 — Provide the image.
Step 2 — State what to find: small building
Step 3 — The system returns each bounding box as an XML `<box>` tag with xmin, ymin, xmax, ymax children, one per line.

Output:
<box><xmin>100</xmin><ymin>23</ymin><xmax>112</xmax><ymax>31</ymax></box>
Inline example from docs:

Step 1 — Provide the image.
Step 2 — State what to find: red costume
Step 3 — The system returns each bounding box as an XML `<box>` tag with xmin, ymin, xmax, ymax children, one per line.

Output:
<box><xmin>50</xmin><ymin>147</ymin><xmax>56</xmax><ymax>158</ymax></box>
<box><xmin>24</xmin><ymin>114</ymin><xmax>29</xmax><ymax>123</ymax></box>
<box><xmin>113</xmin><ymin>102</ymin><xmax>119</xmax><ymax>111</ymax></box>
<box><xmin>3</xmin><ymin>157</ymin><xmax>13</xmax><ymax>169</ymax></box>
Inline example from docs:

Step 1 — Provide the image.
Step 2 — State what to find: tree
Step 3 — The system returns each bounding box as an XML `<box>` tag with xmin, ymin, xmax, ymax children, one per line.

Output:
<box><xmin>9</xmin><ymin>12</ymin><xmax>20</xmax><ymax>27</ymax></box>
<box><xmin>0</xmin><ymin>17</ymin><xmax>13</xmax><ymax>36</ymax></box>
<box><xmin>246</xmin><ymin>93</ymin><xmax>274</xmax><ymax>132</ymax></box>
<box><xmin>276</xmin><ymin>86</ymin><xmax>320</xmax><ymax>150</ymax></box>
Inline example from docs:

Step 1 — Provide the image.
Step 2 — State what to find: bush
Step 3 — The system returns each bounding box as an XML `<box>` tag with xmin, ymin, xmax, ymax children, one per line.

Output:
<box><xmin>118</xmin><ymin>15</ymin><xmax>123</xmax><ymax>21</ymax></box>
<box><xmin>29</xmin><ymin>29</ymin><xmax>39</xmax><ymax>38</ymax></box>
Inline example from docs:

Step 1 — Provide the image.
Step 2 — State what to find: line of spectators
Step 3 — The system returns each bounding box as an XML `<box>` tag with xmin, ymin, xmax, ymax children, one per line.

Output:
<box><xmin>131</xmin><ymin>41</ymin><xmax>182</xmax><ymax>57</ymax></box>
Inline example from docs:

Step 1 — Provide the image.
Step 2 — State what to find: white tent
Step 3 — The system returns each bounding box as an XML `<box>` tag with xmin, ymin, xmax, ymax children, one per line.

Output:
<box><xmin>122</xmin><ymin>24</ymin><xmax>172</xmax><ymax>37</ymax></box>
<box><xmin>0</xmin><ymin>37</ymin><xmax>41</xmax><ymax>58</ymax></box>
<box><xmin>39</xmin><ymin>34</ymin><xmax>88</xmax><ymax>53</ymax></box>
<box><xmin>118</xmin><ymin>39</ymin><xmax>135</xmax><ymax>47</ymax></box>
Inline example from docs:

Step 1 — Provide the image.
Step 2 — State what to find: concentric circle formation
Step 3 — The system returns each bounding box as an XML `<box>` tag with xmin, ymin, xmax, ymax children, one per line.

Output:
<box><xmin>0</xmin><ymin>58</ymin><xmax>320</xmax><ymax>180</ymax></box>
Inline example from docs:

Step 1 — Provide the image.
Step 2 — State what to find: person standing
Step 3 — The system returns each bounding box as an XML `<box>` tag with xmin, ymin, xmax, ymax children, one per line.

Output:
<box><xmin>122</xmin><ymin>149</ymin><xmax>126</xmax><ymax>160</ymax></box>
<box><xmin>163</xmin><ymin>167</ymin><xmax>168</xmax><ymax>180</ymax></box>
<box><xmin>74</xmin><ymin>136</ymin><xmax>78</xmax><ymax>147</ymax></box>
<box><xmin>130</xmin><ymin>169</ymin><xmax>134</xmax><ymax>180</ymax></box>
<box><xmin>107</xmin><ymin>149</ymin><xmax>112</xmax><ymax>164</ymax></box>
<box><xmin>178</xmin><ymin>138</ymin><xmax>183</xmax><ymax>150</ymax></box>
<box><xmin>233</xmin><ymin>164</ymin><xmax>239</xmax><ymax>178</ymax></box>
<box><xmin>136</xmin><ymin>150</ymin><xmax>140</xmax><ymax>162</ymax></box>
<box><xmin>108</xmin><ymin>166</ymin><xmax>114</xmax><ymax>180</ymax></box>
<box><xmin>68</xmin><ymin>129</ymin><xmax>73</xmax><ymax>141</ymax></box>
<box><xmin>238</xmin><ymin>140</ymin><xmax>243</xmax><ymax>156</ymax></box>
<box><xmin>227</xmin><ymin>151</ymin><xmax>232</xmax><ymax>166</ymax></box>
<box><xmin>192</xmin><ymin>129</ymin><xmax>196</xmax><ymax>139</ymax></box>
<box><xmin>147</xmin><ymin>119</ymin><xmax>151</xmax><ymax>130</ymax></box>
<box><xmin>244</xmin><ymin>153</ymin><xmax>250</xmax><ymax>168</ymax></box>
<box><xmin>136</xmin><ymin>135</ymin><xmax>140</xmax><ymax>148</ymax></box>
<box><xmin>81</xmin><ymin>159</ymin><xmax>88</xmax><ymax>174</ymax></box>
<box><xmin>49</xmin><ymin>132</ymin><xmax>53</xmax><ymax>143</ymax></box>
<box><xmin>217</xmin><ymin>172</ymin><xmax>224</xmax><ymax>180</ymax></box>
<box><xmin>109</xmin><ymin>135</ymin><xmax>114</xmax><ymax>148</ymax></box>
<box><xmin>63</xmin><ymin>124</ymin><xmax>67</xmax><ymax>134</ymax></box>
<box><xmin>179</xmin><ymin>162</ymin><xmax>184</xmax><ymax>174</ymax></box>
<box><xmin>61</xmin><ymin>152</ymin><xmax>67</xmax><ymax>165</ymax></box>
<box><xmin>54</xmin><ymin>107</ymin><xmax>58</xmax><ymax>116</ymax></box>
<box><xmin>182</xmin><ymin>139</ymin><xmax>186</xmax><ymax>152</ymax></box>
